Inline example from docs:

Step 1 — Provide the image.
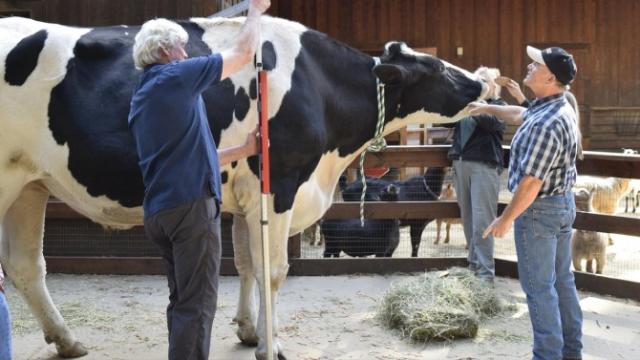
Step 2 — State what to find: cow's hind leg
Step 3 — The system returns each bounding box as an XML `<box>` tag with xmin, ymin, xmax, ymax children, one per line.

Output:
<box><xmin>246</xmin><ymin>209</ymin><xmax>291</xmax><ymax>360</ymax></box>
<box><xmin>232</xmin><ymin>214</ymin><xmax>259</xmax><ymax>345</ymax></box>
<box><xmin>0</xmin><ymin>182</ymin><xmax>87</xmax><ymax>357</ymax></box>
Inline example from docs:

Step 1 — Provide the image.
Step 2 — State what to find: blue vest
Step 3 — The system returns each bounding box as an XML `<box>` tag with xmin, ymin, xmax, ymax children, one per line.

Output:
<box><xmin>128</xmin><ymin>54</ymin><xmax>223</xmax><ymax>218</ymax></box>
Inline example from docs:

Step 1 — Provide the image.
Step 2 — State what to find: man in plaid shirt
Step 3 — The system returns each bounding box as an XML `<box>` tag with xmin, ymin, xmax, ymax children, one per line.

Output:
<box><xmin>469</xmin><ymin>46</ymin><xmax>582</xmax><ymax>360</ymax></box>
<box><xmin>1</xmin><ymin>262</ymin><xmax>12</xmax><ymax>360</ymax></box>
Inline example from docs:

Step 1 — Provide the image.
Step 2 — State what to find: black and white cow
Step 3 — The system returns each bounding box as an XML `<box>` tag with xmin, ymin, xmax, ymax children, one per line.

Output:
<box><xmin>0</xmin><ymin>15</ymin><xmax>488</xmax><ymax>359</ymax></box>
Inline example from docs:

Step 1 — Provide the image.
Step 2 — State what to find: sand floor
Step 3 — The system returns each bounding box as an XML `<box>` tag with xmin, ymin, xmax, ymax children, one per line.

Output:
<box><xmin>8</xmin><ymin>273</ymin><xmax>640</xmax><ymax>360</ymax></box>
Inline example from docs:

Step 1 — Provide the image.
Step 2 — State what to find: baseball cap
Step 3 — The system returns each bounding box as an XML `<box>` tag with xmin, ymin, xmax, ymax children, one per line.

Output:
<box><xmin>526</xmin><ymin>46</ymin><xmax>577</xmax><ymax>85</ymax></box>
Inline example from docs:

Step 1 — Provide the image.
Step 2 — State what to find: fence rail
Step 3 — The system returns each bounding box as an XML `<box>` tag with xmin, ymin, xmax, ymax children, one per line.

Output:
<box><xmin>42</xmin><ymin>145</ymin><xmax>640</xmax><ymax>300</ymax></box>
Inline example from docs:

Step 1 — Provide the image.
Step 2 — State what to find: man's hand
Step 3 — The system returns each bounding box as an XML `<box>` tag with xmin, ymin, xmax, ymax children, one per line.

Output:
<box><xmin>244</xmin><ymin>126</ymin><xmax>260</xmax><ymax>156</ymax></box>
<box><xmin>483</xmin><ymin>215</ymin><xmax>512</xmax><ymax>239</ymax></box>
<box><xmin>217</xmin><ymin>126</ymin><xmax>261</xmax><ymax>166</ymax></box>
<box><xmin>502</xmin><ymin>78</ymin><xmax>528</xmax><ymax>104</ymax></box>
<box><xmin>250</xmin><ymin>0</ymin><xmax>271</xmax><ymax>14</ymax></box>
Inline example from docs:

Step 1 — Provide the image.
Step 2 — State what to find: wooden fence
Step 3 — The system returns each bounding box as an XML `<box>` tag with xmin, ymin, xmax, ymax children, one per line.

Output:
<box><xmin>44</xmin><ymin>146</ymin><xmax>640</xmax><ymax>300</ymax></box>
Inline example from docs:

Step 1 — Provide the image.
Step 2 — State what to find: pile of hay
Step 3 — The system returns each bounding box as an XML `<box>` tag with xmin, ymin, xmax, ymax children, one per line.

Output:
<box><xmin>377</xmin><ymin>267</ymin><xmax>503</xmax><ymax>342</ymax></box>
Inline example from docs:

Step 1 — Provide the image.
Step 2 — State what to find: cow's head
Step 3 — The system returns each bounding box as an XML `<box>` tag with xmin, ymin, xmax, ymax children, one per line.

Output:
<box><xmin>373</xmin><ymin>42</ymin><xmax>488</xmax><ymax>121</ymax></box>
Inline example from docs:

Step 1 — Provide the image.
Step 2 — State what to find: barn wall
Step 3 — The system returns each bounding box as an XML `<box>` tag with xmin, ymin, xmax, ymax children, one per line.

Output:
<box><xmin>271</xmin><ymin>0</ymin><xmax>640</xmax><ymax>150</ymax></box>
<box><xmin>2</xmin><ymin>0</ymin><xmax>638</xmax><ymax>150</ymax></box>
<box><xmin>1</xmin><ymin>0</ymin><xmax>219</xmax><ymax>26</ymax></box>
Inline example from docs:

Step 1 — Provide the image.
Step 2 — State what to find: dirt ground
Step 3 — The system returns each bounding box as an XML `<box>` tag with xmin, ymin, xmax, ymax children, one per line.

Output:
<box><xmin>9</xmin><ymin>273</ymin><xmax>640</xmax><ymax>360</ymax></box>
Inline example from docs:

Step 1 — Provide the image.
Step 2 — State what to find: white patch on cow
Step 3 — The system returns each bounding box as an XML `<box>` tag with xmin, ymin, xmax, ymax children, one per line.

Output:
<box><xmin>191</xmin><ymin>16</ymin><xmax>307</xmax><ymax>215</ymax></box>
<box><xmin>289</xmin><ymin>150</ymin><xmax>351</xmax><ymax>234</ymax></box>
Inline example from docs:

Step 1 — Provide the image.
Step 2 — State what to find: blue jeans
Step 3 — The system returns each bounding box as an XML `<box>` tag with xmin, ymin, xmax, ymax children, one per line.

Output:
<box><xmin>514</xmin><ymin>192</ymin><xmax>583</xmax><ymax>360</ymax></box>
<box><xmin>453</xmin><ymin>160</ymin><xmax>499</xmax><ymax>282</ymax></box>
<box><xmin>0</xmin><ymin>291</ymin><xmax>11</xmax><ymax>360</ymax></box>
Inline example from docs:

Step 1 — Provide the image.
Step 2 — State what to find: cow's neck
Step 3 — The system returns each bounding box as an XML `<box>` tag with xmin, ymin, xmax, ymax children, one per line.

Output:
<box><xmin>300</xmin><ymin>33</ymin><xmax>400</xmax><ymax>159</ymax></box>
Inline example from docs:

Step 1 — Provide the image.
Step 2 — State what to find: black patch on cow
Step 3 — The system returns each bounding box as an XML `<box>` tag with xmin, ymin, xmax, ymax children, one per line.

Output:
<box><xmin>234</xmin><ymin>87</ymin><xmax>250</xmax><ymax>121</ymax></box>
<box><xmin>261</xmin><ymin>41</ymin><xmax>277</xmax><ymax>71</ymax></box>
<box><xmin>203</xmin><ymin>79</ymin><xmax>235</xmax><ymax>145</ymax></box>
<box><xmin>249</xmin><ymin>78</ymin><xmax>257</xmax><ymax>100</ymax></box>
<box><xmin>231</xmin><ymin>161</ymin><xmax>238</xmax><ymax>168</ymax></box>
<box><xmin>46</xmin><ymin>22</ymin><xmax>219</xmax><ymax>207</ymax></box>
<box><xmin>5</xmin><ymin>29</ymin><xmax>47</xmax><ymax>86</ymax></box>
<box><xmin>221</xmin><ymin>171</ymin><xmax>228</xmax><ymax>184</ymax></box>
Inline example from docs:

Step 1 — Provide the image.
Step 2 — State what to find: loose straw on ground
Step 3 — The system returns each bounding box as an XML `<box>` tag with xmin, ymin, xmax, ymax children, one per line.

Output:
<box><xmin>377</xmin><ymin>267</ymin><xmax>507</xmax><ymax>342</ymax></box>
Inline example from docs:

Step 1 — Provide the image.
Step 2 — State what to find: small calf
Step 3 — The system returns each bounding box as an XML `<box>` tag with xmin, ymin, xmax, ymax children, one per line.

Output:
<box><xmin>321</xmin><ymin>184</ymin><xmax>400</xmax><ymax>258</ymax></box>
<box><xmin>435</xmin><ymin>183</ymin><xmax>463</xmax><ymax>247</ymax></box>
<box><xmin>572</xmin><ymin>188</ymin><xmax>608</xmax><ymax>274</ymax></box>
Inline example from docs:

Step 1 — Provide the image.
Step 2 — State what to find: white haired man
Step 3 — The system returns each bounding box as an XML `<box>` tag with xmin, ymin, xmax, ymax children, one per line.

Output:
<box><xmin>471</xmin><ymin>46</ymin><xmax>582</xmax><ymax>360</ymax></box>
<box><xmin>128</xmin><ymin>1</ymin><xmax>270</xmax><ymax>359</ymax></box>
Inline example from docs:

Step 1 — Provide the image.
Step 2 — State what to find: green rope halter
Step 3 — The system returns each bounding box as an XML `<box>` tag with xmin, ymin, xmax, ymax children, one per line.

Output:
<box><xmin>359</xmin><ymin>57</ymin><xmax>387</xmax><ymax>226</ymax></box>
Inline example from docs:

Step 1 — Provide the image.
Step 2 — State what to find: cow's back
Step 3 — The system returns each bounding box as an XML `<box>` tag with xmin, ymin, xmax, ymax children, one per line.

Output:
<box><xmin>0</xmin><ymin>16</ymin><xmax>313</xmax><ymax>227</ymax></box>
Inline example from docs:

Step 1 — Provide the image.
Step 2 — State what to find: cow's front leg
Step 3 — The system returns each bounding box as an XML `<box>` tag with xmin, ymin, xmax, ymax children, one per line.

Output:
<box><xmin>246</xmin><ymin>209</ymin><xmax>291</xmax><ymax>360</ymax></box>
<box><xmin>232</xmin><ymin>214</ymin><xmax>259</xmax><ymax>345</ymax></box>
<box><xmin>0</xmin><ymin>182</ymin><xmax>87</xmax><ymax>358</ymax></box>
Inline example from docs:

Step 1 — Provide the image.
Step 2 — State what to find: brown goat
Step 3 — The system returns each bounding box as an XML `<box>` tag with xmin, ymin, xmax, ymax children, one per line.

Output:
<box><xmin>435</xmin><ymin>183</ymin><xmax>464</xmax><ymax>247</ymax></box>
<box><xmin>572</xmin><ymin>188</ymin><xmax>608</xmax><ymax>274</ymax></box>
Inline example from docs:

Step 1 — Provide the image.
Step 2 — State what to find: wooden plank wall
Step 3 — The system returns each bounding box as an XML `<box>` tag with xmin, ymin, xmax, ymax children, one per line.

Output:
<box><xmin>2</xmin><ymin>0</ymin><xmax>219</xmax><ymax>26</ymax></box>
<box><xmin>2</xmin><ymin>0</ymin><xmax>638</xmax><ymax>149</ymax></box>
<box><xmin>270</xmin><ymin>0</ymin><xmax>639</xmax><ymax>150</ymax></box>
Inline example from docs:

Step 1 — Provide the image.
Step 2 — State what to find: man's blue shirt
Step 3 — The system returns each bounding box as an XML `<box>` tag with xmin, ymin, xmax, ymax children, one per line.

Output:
<box><xmin>128</xmin><ymin>54</ymin><xmax>223</xmax><ymax>218</ymax></box>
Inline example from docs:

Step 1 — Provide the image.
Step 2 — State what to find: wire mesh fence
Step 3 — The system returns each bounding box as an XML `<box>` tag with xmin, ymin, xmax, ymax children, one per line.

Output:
<box><xmin>301</xmin><ymin>169</ymin><xmax>640</xmax><ymax>283</ymax></box>
<box><xmin>41</xmin><ymin>151</ymin><xmax>640</xmax><ymax>283</ymax></box>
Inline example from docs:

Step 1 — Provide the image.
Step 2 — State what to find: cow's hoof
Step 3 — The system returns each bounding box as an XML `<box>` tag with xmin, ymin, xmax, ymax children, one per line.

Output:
<box><xmin>236</xmin><ymin>327</ymin><xmax>259</xmax><ymax>346</ymax></box>
<box><xmin>255</xmin><ymin>349</ymin><xmax>286</xmax><ymax>360</ymax></box>
<box><xmin>57</xmin><ymin>341</ymin><xmax>88</xmax><ymax>358</ymax></box>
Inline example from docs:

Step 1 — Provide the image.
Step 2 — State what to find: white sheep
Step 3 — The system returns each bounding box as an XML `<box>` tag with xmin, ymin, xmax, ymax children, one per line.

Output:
<box><xmin>573</xmin><ymin>175</ymin><xmax>632</xmax><ymax>245</ymax></box>
<box><xmin>624</xmin><ymin>179</ymin><xmax>640</xmax><ymax>213</ymax></box>
<box><xmin>571</xmin><ymin>188</ymin><xmax>608</xmax><ymax>274</ymax></box>
<box><xmin>621</xmin><ymin>149</ymin><xmax>639</xmax><ymax>213</ymax></box>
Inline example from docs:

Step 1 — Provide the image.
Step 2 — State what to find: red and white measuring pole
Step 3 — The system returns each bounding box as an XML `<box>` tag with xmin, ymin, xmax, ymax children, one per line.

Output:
<box><xmin>256</xmin><ymin>31</ymin><xmax>275</xmax><ymax>360</ymax></box>
<box><xmin>211</xmin><ymin>2</ymin><xmax>274</xmax><ymax>359</ymax></box>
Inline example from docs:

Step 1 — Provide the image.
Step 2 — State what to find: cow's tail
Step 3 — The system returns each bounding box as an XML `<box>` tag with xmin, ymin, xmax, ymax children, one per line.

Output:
<box><xmin>565</xmin><ymin>91</ymin><xmax>584</xmax><ymax>160</ymax></box>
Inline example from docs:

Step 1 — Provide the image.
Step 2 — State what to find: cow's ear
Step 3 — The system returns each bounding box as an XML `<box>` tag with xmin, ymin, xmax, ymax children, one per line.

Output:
<box><xmin>373</xmin><ymin>64</ymin><xmax>407</xmax><ymax>85</ymax></box>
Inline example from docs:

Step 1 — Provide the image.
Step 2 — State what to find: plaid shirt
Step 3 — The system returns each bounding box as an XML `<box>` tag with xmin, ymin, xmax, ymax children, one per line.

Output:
<box><xmin>508</xmin><ymin>93</ymin><xmax>579</xmax><ymax>196</ymax></box>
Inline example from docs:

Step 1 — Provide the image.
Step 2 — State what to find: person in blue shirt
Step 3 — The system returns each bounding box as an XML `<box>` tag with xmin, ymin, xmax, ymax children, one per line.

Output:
<box><xmin>471</xmin><ymin>46</ymin><xmax>582</xmax><ymax>360</ymax></box>
<box><xmin>0</xmin><ymin>263</ymin><xmax>12</xmax><ymax>360</ymax></box>
<box><xmin>128</xmin><ymin>1</ymin><xmax>270</xmax><ymax>359</ymax></box>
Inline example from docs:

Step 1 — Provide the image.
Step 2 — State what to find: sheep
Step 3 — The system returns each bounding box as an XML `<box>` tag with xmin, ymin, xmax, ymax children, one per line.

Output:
<box><xmin>301</xmin><ymin>222</ymin><xmax>324</xmax><ymax>246</ymax></box>
<box><xmin>573</xmin><ymin>175</ymin><xmax>632</xmax><ymax>245</ymax></box>
<box><xmin>434</xmin><ymin>183</ymin><xmax>464</xmax><ymax>247</ymax></box>
<box><xmin>624</xmin><ymin>180</ymin><xmax>640</xmax><ymax>213</ymax></box>
<box><xmin>571</xmin><ymin>188</ymin><xmax>608</xmax><ymax>274</ymax></box>
<box><xmin>620</xmin><ymin>149</ymin><xmax>640</xmax><ymax>213</ymax></box>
